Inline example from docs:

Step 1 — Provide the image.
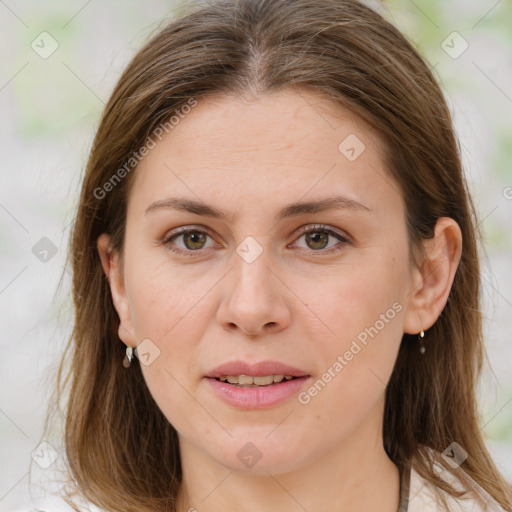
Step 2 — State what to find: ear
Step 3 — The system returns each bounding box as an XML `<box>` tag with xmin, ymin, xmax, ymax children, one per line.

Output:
<box><xmin>403</xmin><ymin>217</ymin><xmax>463</xmax><ymax>335</ymax></box>
<box><xmin>97</xmin><ymin>233</ymin><xmax>136</xmax><ymax>348</ymax></box>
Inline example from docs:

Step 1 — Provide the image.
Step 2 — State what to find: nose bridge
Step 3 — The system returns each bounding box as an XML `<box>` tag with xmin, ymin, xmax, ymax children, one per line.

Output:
<box><xmin>217</xmin><ymin>234</ymin><xmax>289</xmax><ymax>335</ymax></box>
<box><xmin>231</xmin><ymin>234</ymin><xmax>275</xmax><ymax>302</ymax></box>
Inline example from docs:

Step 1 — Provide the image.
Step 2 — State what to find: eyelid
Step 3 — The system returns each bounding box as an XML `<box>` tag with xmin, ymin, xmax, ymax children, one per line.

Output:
<box><xmin>292</xmin><ymin>223</ymin><xmax>351</xmax><ymax>243</ymax></box>
<box><xmin>164</xmin><ymin>224</ymin><xmax>215</xmax><ymax>239</ymax></box>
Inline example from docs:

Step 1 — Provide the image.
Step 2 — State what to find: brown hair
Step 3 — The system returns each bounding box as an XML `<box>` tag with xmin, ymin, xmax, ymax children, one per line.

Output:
<box><xmin>39</xmin><ymin>0</ymin><xmax>512</xmax><ymax>510</ymax></box>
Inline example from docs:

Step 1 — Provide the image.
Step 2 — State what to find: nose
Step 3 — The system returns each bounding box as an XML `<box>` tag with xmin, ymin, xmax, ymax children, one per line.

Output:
<box><xmin>216</xmin><ymin>245</ymin><xmax>292</xmax><ymax>337</ymax></box>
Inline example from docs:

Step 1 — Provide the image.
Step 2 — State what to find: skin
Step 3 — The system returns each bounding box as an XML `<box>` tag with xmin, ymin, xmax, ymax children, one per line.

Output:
<box><xmin>97</xmin><ymin>89</ymin><xmax>462</xmax><ymax>512</ymax></box>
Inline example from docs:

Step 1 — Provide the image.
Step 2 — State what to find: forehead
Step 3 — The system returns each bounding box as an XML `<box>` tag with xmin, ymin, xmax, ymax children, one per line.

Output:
<box><xmin>128</xmin><ymin>88</ymin><xmax>396</xmax><ymax>217</ymax></box>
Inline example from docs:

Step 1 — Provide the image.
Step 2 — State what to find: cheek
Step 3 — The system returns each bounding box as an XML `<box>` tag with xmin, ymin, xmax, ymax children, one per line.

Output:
<box><xmin>293</xmin><ymin>293</ymin><xmax>405</xmax><ymax>447</ymax></box>
<box><xmin>299</xmin><ymin>248</ymin><xmax>408</xmax><ymax>349</ymax></box>
<box><xmin>296</xmin><ymin>247</ymin><xmax>408</xmax><ymax>404</ymax></box>
<box><xmin>123</xmin><ymin>254</ymin><xmax>216</xmax><ymax>430</ymax></box>
<box><xmin>125</xmin><ymin>250</ymin><xmax>209</xmax><ymax>340</ymax></box>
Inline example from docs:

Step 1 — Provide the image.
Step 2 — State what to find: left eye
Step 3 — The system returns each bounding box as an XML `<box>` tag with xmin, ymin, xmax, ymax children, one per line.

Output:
<box><xmin>162</xmin><ymin>224</ymin><xmax>349</xmax><ymax>256</ymax></box>
<box><xmin>291</xmin><ymin>225</ymin><xmax>349</xmax><ymax>252</ymax></box>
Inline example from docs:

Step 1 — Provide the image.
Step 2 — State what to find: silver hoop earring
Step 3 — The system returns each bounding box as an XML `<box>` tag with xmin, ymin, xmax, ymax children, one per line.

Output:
<box><xmin>123</xmin><ymin>345</ymin><xmax>134</xmax><ymax>368</ymax></box>
<box><xmin>419</xmin><ymin>330</ymin><xmax>425</xmax><ymax>355</ymax></box>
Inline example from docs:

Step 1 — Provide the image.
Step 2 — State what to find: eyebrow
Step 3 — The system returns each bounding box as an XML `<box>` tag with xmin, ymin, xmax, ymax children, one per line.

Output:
<box><xmin>144</xmin><ymin>195</ymin><xmax>371</xmax><ymax>223</ymax></box>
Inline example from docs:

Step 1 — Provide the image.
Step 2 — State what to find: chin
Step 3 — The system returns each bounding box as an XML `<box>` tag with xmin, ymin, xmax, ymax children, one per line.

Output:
<box><xmin>204</xmin><ymin>430</ymin><xmax>316</xmax><ymax>475</ymax></box>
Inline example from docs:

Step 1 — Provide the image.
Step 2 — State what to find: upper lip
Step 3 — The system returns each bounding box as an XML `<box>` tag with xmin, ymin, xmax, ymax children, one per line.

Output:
<box><xmin>205</xmin><ymin>360</ymin><xmax>310</xmax><ymax>379</ymax></box>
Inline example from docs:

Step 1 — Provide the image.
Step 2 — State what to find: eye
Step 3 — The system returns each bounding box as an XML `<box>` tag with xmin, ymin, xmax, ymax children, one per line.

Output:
<box><xmin>290</xmin><ymin>224</ymin><xmax>350</xmax><ymax>253</ymax></box>
<box><xmin>162</xmin><ymin>227</ymin><xmax>217</xmax><ymax>256</ymax></box>
<box><xmin>161</xmin><ymin>224</ymin><xmax>350</xmax><ymax>257</ymax></box>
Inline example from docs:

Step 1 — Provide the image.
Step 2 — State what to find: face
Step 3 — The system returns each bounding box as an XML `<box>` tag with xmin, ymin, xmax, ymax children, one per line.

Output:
<box><xmin>104</xmin><ymin>89</ymin><xmax>421</xmax><ymax>475</ymax></box>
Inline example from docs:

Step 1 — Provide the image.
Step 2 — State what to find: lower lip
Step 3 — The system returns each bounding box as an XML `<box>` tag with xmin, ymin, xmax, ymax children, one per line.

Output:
<box><xmin>205</xmin><ymin>376</ymin><xmax>310</xmax><ymax>409</ymax></box>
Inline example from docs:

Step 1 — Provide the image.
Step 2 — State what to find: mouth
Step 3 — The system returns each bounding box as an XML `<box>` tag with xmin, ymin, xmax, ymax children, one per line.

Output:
<box><xmin>204</xmin><ymin>361</ymin><xmax>311</xmax><ymax>409</ymax></box>
<box><xmin>205</xmin><ymin>359</ymin><xmax>310</xmax><ymax>381</ymax></box>
<box><xmin>213</xmin><ymin>374</ymin><xmax>300</xmax><ymax>387</ymax></box>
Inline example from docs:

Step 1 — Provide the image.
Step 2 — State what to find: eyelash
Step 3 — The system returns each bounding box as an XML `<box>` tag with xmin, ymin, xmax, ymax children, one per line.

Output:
<box><xmin>161</xmin><ymin>224</ymin><xmax>350</xmax><ymax>257</ymax></box>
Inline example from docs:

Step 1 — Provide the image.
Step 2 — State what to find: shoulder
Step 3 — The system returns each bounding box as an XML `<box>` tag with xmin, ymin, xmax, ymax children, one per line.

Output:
<box><xmin>10</xmin><ymin>509</ymin><xmax>50</xmax><ymax>512</ymax></box>
<box><xmin>11</xmin><ymin>506</ymin><xmax>104</xmax><ymax>512</ymax></box>
<box><xmin>10</xmin><ymin>497</ymin><xmax>105</xmax><ymax>512</ymax></box>
<box><xmin>10</xmin><ymin>507</ymin><xmax>55</xmax><ymax>512</ymax></box>
<box><xmin>407</xmin><ymin>447</ymin><xmax>509</xmax><ymax>512</ymax></box>
<box><xmin>10</xmin><ymin>509</ymin><xmax>55</xmax><ymax>512</ymax></box>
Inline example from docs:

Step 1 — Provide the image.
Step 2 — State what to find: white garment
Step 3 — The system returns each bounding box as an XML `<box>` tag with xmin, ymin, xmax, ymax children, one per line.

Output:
<box><xmin>405</xmin><ymin>457</ymin><xmax>510</xmax><ymax>512</ymax></box>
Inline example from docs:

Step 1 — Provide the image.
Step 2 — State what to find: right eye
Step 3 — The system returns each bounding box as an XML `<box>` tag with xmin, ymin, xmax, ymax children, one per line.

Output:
<box><xmin>162</xmin><ymin>227</ymin><xmax>218</xmax><ymax>256</ymax></box>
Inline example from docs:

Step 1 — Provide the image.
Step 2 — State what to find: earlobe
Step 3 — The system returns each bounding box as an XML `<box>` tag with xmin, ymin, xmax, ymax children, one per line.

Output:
<box><xmin>403</xmin><ymin>217</ymin><xmax>463</xmax><ymax>335</ymax></box>
<box><xmin>96</xmin><ymin>233</ymin><xmax>136</xmax><ymax>347</ymax></box>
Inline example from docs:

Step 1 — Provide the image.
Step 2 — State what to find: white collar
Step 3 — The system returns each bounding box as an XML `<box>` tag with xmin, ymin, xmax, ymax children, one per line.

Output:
<box><xmin>403</xmin><ymin>454</ymin><xmax>508</xmax><ymax>512</ymax></box>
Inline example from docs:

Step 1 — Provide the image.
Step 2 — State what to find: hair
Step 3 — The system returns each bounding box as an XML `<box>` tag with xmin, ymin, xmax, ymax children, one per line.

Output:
<box><xmin>38</xmin><ymin>0</ymin><xmax>512</xmax><ymax>510</ymax></box>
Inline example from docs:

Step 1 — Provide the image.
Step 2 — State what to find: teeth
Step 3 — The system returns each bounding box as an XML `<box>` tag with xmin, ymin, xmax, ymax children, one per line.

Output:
<box><xmin>218</xmin><ymin>375</ymin><xmax>296</xmax><ymax>386</ymax></box>
<box><xmin>239</xmin><ymin>375</ymin><xmax>254</xmax><ymax>385</ymax></box>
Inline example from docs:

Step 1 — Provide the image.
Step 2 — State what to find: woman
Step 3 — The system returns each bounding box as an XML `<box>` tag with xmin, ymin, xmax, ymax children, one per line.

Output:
<box><xmin>33</xmin><ymin>0</ymin><xmax>512</xmax><ymax>511</ymax></box>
